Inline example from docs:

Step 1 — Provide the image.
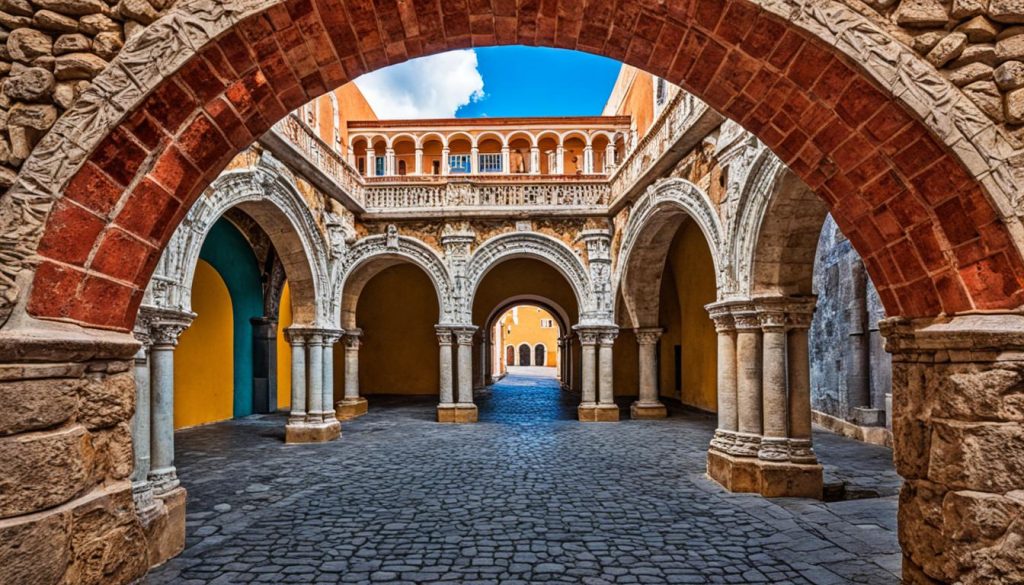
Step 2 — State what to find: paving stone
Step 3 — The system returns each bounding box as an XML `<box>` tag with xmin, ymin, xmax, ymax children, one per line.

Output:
<box><xmin>144</xmin><ymin>370</ymin><xmax>901</xmax><ymax>584</ymax></box>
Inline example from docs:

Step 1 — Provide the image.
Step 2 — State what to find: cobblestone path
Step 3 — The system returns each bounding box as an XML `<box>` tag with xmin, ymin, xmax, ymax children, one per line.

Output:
<box><xmin>146</xmin><ymin>368</ymin><xmax>902</xmax><ymax>584</ymax></box>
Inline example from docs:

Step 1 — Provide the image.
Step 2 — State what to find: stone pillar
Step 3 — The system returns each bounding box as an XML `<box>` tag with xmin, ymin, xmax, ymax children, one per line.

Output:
<box><xmin>285</xmin><ymin>328</ymin><xmax>340</xmax><ymax>443</ymax></box>
<box><xmin>286</xmin><ymin>329</ymin><xmax>306</xmax><ymax>425</ymax></box>
<box><xmin>131</xmin><ymin>343</ymin><xmax>158</xmax><ymax>521</ymax></box>
<box><xmin>306</xmin><ymin>333</ymin><xmax>324</xmax><ymax>423</ymax></box>
<box><xmin>455</xmin><ymin>327</ymin><xmax>478</xmax><ymax>421</ymax></box>
<box><xmin>787</xmin><ymin>302</ymin><xmax>817</xmax><ymax>464</ymax></box>
<box><xmin>732</xmin><ymin>304</ymin><xmax>763</xmax><ymax>457</ymax></box>
<box><xmin>501</xmin><ymin>145</ymin><xmax>510</xmax><ymax>173</ymax></box>
<box><xmin>384</xmin><ymin>147</ymin><xmax>395</xmax><ymax>176</ymax></box>
<box><xmin>555</xmin><ymin>145</ymin><xmax>565</xmax><ymax>174</ymax></box>
<box><xmin>583</xmin><ymin>145</ymin><xmax>594</xmax><ymax>174</ymax></box>
<box><xmin>576</xmin><ymin>328</ymin><xmax>598</xmax><ymax>417</ymax></box>
<box><xmin>470</xmin><ymin>146</ymin><xmax>480</xmax><ymax>174</ymax></box>
<box><xmin>631</xmin><ymin>327</ymin><xmax>666</xmax><ymax>419</ymax></box>
<box><xmin>147</xmin><ymin>316</ymin><xmax>191</xmax><ymax>496</ymax></box>
<box><xmin>321</xmin><ymin>330</ymin><xmax>340</xmax><ymax>422</ymax></box>
<box><xmin>604</xmin><ymin>142</ymin><xmax>616</xmax><ymax>173</ymax></box>
<box><xmin>882</xmin><ymin>315</ymin><xmax>1024</xmax><ymax>585</ymax></box>
<box><xmin>436</xmin><ymin>326</ymin><xmax>455</xmax><ymax>411</ymax></box>
<box><xmin>337</xmin><ymin>328</ymin><xmax>368</xmax><ymax>420</ymax></box>
<box><xmin>707</xmin><ymin>300</ymin><xmax>822</xmax><ymax>499</ymax></box>
<box><xmin>530</xmin><ymin>146</ymin><xmax>540</xmax><ymax>174</ymax></box>
<box><xmin>441</xmin><ymin>147</ymin><xmax>450</xmax><ymax>175</ymax></box>
<box><xmin>474</xmin><ymin>337</ymin><xmax>487</xmax><ymax>389</ymax></box>
<box><xmin>757</xmin><ymin>300</ymin><xmax>790</xmax><ymax>462</ymax></box>
<box><xmin>414</xmin><ymin>147</ymin><xmax>423</xmax><ymax>175</ymax></box>
<box><xmin>706</xmin><ymin>302</ymin><xmax>738</xmax><ymax>454</ymax></box>
<box><xmin>366</xmin><ymin>148</ymin><xmax>375</xmax><ymax>177</ymax></box>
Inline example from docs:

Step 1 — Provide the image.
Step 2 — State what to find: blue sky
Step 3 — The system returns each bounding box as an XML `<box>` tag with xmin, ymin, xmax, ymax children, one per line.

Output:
<box><xmin>354</xmin><ymin>47</ymin><xmax>623</xmax><ymax>119</ymax></box>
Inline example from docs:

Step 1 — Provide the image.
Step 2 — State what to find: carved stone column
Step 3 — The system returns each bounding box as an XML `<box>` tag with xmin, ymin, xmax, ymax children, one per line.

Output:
<box><xmin>385</xmin><ymin>147</ymin><xmax>395</xmax><ymax>176</ymax></box>
<box><xmin>285</xmin><ymin>328</ymin><xmax>340</xmax><ymax>443</ymax></box>
<box><xmin>366</xmin><ymin>147</ymin><xmax>375</xmax><ymax>177</ymax></box>
<box><xmin>757</xmin><ymin>299</ymin><xmax>790</xmax><ymax>462</ymax></box>
<box><xmin>470</xmin><ymin>146</ymin><xmax>479</xmax><ymax>174</ymax></box>
<box><xmin>414</xmin><ymin>147</ymin><xmax>423</xmax><ymax>175</ymax></box>
<box><xmin>787</xmin><ymin>301</ymin><xmax>817</xmax><ymax>465</ymax></box>
<box><xmin>435</xmin><ymin>326</ymin><xmax>456</xmax><ymax>420</ymax></box>
<box><xmin>131</xmin><ymin>321</ymin><xmax>157</xmax><ymax>521</ymax></box>
<box><xmin>882</xmin><ymin>315</ymin><xmax>1024</xmax><ymax>585</ymax></box>
<box><xmin>631</xmin><ymin>327</ymin><xmax>667</xmax><ymax>419</ymax></box>
<box><xmin>337</xmin><ymin>328</ymin><xmax>368</xmax><ymax>420</ymax></box>
<box><xmin>530</xmin><ymin>146</ymin><xmax>540</xmax><ymax>174</ymax></box>
<box><xmin>706</xmin><ymin>302</ymin><xmax>738</xmax><ymax>454</ymax></box>
<box><xmin>501</xmin><ymin>145</ymin><xmax>510</xmax><ymax>173</ymax></box>
<box><xmin>555</xmin><ymin>145</ymin><xmax>565</xmax><ymax>174</ymax></box>
<box><xmin>147</xmin><ymin>314</ymin><xmax>192</xmax><ymax>497</ymax></box>
<box><xmin>579</xmin><ymin>326</ymin><xmax>619</xmax><ymax>422</ymax></box>
<box><xmin>576</xmin><ymin>327</ymin><xmax>598</xmax><ymax>416</ymax></box>
<box><xmin>604</xmin><ymin>142</ymin><xmax>616</xmax><ymax>173</ymax></box>
<box><xmin>438</xmin><ymin>326</ymin><xmax>478</xmax><ymax>423</ymax></box>
<box><xmin>708</xmin><ymin>299</ymin><xmax>822</xmax><ymax>499</ymax></box>
<box><xmin>441</xmin><ymin>146</ymin><xmax>450</xmax><ymax>175</ymax></box>
<box><xmin>321</xmin><ymin>329</ymin><xmax>342</xmax><ymax>423</ymax></box>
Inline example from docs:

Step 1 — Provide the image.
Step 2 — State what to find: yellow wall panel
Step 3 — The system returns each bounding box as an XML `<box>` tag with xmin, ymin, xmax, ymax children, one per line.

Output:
<box><xmin>174</xmin><ymin>260</ymin><xmax>234</xmax><ymax>429</ymax></box>
<box><xmin>276</xmin><ymin>282</ymin><xmax>292</xmax><ymax>411</ymax></box>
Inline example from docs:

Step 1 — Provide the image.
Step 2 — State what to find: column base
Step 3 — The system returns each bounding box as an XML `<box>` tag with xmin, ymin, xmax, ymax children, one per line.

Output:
<box><xmin>707</xmin><ymin>450</ymin><xmax>823</xmax><ymax>499</ymax></box>
<box><xmin>335</xmin><ymin>397</ymin><xmax>368</xmax><ymax>420</ymax></box>
<box><xmin>437</xmin><ymin>404</ymin><xmax>478</xmax><ymax>423</ymax></box>
<box><xmin>630</xmin><ymin>401</ymin><xmax>668</xmax><ymax>419</ymax></box>
<box><xmin>142</xmin><ymin>486</ymin><xmax>187</xmax><ymax>570</ymax></box>
<box><xmin>285</xmin><ymin>420</ymin><xmax>341</xmax><ymax>443</ymax></box>
<box><xmin>578</xmin><ymin>404</ymin><xmax>620</xmax><ymax>422</ymax></box>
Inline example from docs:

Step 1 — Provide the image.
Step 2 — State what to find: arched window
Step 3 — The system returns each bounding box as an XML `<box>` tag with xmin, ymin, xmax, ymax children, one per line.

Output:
<box><xmin>534</xmin><ymin>344</ymin><xmax>546</xmax><ymax>366</ymax></box>
<box><xmin>518</xmin><ymin>343</ymin><xmax>531</xmax><ymax>366</ymax></box>
<box><xmin>506</xmin><ymin>345</ymin><xmax>515</xmax><ymax>366</ymax></box>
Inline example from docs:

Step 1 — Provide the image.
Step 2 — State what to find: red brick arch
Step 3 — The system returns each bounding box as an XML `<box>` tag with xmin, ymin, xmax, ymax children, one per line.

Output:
<box><xmin>25</xmin><ymin>0</ymin><xmax>1024</xmax><ymax>330</ymax></box>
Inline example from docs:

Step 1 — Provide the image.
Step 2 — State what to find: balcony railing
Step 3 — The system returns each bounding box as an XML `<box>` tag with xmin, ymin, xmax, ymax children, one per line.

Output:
<box><xmin>262</xmin><ymin>92</ymin><xmax>711</xmax><ymax>216</ymax></box>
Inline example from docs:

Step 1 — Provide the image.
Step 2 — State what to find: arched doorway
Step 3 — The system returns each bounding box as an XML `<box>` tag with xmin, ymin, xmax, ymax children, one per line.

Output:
<box><xmin>505</xmin><ymin>344</ymin><xmax>515</xmax><ymax>366</ymax></box>
<box><xmin>534</xmin><ymin>344</ymin><xmax>546</xmax><ymax>366</ymax></box>
<box><xmin>518</xmin><ymin>343</ymin><xmax>531</xmax><ymax>366</ymax></box>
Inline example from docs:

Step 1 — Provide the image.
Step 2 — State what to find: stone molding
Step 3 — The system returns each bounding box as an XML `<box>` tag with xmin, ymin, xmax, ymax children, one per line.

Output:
<box><xmin>139</xmin><ymin>306</ymin><xmax>194</xmax><ymax>347</ymax></box>
<box><xmin>144</xmin><ymin>159</ymin><xmax>332</xmax><ymax>326</ymax></box>
<box><xmin>634</xmin><ymin>327</ymin><xmax>663</xmax><ymax>345</ymax></box>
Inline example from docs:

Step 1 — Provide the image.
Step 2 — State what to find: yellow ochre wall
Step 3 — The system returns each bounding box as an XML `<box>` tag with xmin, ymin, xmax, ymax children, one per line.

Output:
<box><xmin>174</xmin><ymin>260</ymin><xmax>235</xmax><ymax>429</ymax></box>
<box><xmin>335</xmin><ymin>264</ymin><xmax>441</xmax><ymax>397</ymax></box>
<box><xmin>664</xmin><ymin>221</ymin><xmax>718</xmax><ymax>411</ymax></box>
<box><xmin>496</xmin><ymin>306</ymin><xmax>560</xmax><ymax>369</ymax></box>
<box><xmin>276</xmin><ymin>282</ymin><xmax>293</xmax><ymax>411</ymax></box>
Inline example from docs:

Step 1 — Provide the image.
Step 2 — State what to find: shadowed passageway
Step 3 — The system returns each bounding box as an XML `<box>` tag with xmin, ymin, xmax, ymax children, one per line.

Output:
<box><xmin>146</xmin><ymin>370</ymin><xmax>901</xmax><ymax>584</ymax></box>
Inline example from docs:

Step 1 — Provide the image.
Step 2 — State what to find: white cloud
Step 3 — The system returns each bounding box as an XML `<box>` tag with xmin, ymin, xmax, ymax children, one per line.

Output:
<box><xmin>354</xmin><ymin>50</ymin><xmax>485</xmax><ymax>119</ymax></box>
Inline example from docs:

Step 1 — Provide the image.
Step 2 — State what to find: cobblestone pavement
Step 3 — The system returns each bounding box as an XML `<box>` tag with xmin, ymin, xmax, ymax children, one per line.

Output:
<box><xmin>146</xmin><ymin>369</ymin><xmax>902</xmax><ymax>584</ymax></box>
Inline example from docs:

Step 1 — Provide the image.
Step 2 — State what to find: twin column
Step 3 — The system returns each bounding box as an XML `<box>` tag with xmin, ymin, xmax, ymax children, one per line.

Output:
<box><xmin>336</xmin><ymin>329</ymin><xmax>369</xmax><ymax>420</ymax></box>
<box><xmin>575</xmin><ymin>326</ymin><xmax>619</xmax><ymax>422</ymax></box>
<box><xmin>704</xmin><ymin>297</ymin><xmax>821</xmax><ymax>498</ymax></box>
<box><xmin>435</xmin><ymin>325</ymin><xmax>479</xmax><ymax>423</ymax></box>
<box><xmin>284</xmin><ymin>327</ymin><xmax>342</xmax><ymax>443</ymax></box>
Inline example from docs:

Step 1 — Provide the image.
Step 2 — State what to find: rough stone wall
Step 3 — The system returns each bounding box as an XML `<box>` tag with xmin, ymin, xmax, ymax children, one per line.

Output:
<box><xmin>0</xmin><ymin>0</ymin><xmax>175</xmax><ymax>186</ymax></box>
<box><xmin>859</xmin><ymin>0</ymin><xmax>1024</xmax><ymax>144</ymax></box>
<box><xmin>0</xmin><ymin>347</ymin><xmax>149</xmax><ymax>584</ymax></box>
<box><xmin>809</xmin><ymin>215</ymin><xmax>892</xmax><ymax>420</ymax></box>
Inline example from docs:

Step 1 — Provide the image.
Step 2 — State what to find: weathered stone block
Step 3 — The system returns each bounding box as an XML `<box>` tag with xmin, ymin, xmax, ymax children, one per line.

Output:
<box><xmin>3</xmin><ymin>66</ymin><xmax>55</xmax><ymax>102</ymax></box>
<box><xmin>0</xmin><ymin>376</ymin><xmax>78</xmax><ymax>435</ymax></box>
<box><xmin>942</xmin><ymin>489</ymin><xmax>1022</xmax><ymax>543</ymax></box>
<box><xmin>896</xmin><ymin>0</ymin><xmax>950</xmax><ymax>27</ymax></box>
<box><xmin>34</xmin><ymin>9</ymin><xmax>78</xmax><ymax>33</ymax></box>
<box><xmin>926</xmin><ymin>32</ymin><xmax>967</xmax><ymax>67</ymax></box>
<box><xmin>285</xmin><ymin>421</ymin><xmax>341</xmax><ymax>443</ymax></box>
<box><xmin>629</xmin><ymin>402</ymin><xmax>667</xmax><ymax>419</ymax></box>
<box><xmin>144</xmin><ymin>487</ymin><xmax>185</xmax><ymax>568</ymax></box>
<box><xmin>335</xmin><ymin>397</ymin><xmax>368</xmax><ymax>420</ymax></box>
<box><xmin>934</xmin><ymin>365</ymin><xmax>1024</xmax><ymax>421</ymax></box>
<box><xmin>53</xmin><ymin>51</ymin><xmax>106</xmax><ymax>80</ymax></box>
<box><xmin>707</xmin><ymin>451</ymin><xmax>823</xmax><ymax>499</ymax></box>
<box><xmin>989</xmin><ymin>0</ymin><xmax>1024</xmax><ymax>23</ymax></box>
<box><xmin>578</xmin><ymin>404</ymin><xmax>619</xmax><ymax>422</ymax></box>
<box><xmin>437</xmin><ymin>404</ymin><xmax>478</xmax><ymax>423</ymax></box>
<box><xmin>62</xmin><ymin>482</ymin><xmax>149</xmax><ymax>585</ymax></box>
<box><xmin>7</xmin><ymin>28</ymin><xmax>52</xmax><ymax>62</ymax></box>
<box><xmin>33</xmin><ymin>0</ymin><xmax>107</xmax><ymax>16</ymax></box>
<box><xmin>78</xmin><ymin>372</ymin><xmax>134</xmax><ymax>430</ymax></box>
<box><xmin>928</xmin><ymin>420</ymin><xmax>1024</xmax><ymax>492</ymax></box>
<box><xmin>90</xmin><ymin>421</ymin><xmax>132</xmax><ymax>481</ymax></box>
<box><xmin>0</xmin><ymin>507</ymin><xmax>70</xmax><ymax>584</ymax></box>
<box><xmin>0</xmin><ymin>424</ymin><xmax>94</xmax><ymax>518</ymax></box>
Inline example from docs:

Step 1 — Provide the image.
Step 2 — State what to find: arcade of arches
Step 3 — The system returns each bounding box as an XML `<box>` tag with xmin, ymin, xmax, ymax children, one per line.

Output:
<box><xmin>3</xmin><ymin>0</ymin><xmax>1024</xmax><ymax>583</ymax></box>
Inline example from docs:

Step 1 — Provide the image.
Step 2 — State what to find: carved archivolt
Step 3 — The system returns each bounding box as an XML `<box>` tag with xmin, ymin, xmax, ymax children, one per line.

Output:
<box><xmin>464</xmin><ymin>232</ymin><xmax>596</xmax><ymax>323</ymax></box>
<box><xmin>330</xmin><ymin>234</ymin><xmax>456</xmax><ymax>327</ymax></box>
<box><xmin>1</xmin><ymin>0</ymin><xmax>1022</xmax><ymax>331</ymax></box>
<box><xmin>144</xmin><ymin>158</ymin><xmax>331</xmax><ymax>325</ymax></box>
<box><xmin>726</xmin><ymin>144</ymin><xmax>785</xmax><ymax>299</ymax></box>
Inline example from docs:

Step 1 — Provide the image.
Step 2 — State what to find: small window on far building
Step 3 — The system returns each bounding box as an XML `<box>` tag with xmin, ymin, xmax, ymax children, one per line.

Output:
<box><xmin>540</xmin><ymin>319</ymin><xmax>554</xmax><ymax>328</ymax></box>
<box><xmin>655</xmin><ymin>77</ymin><xmax>667</xmax><ymax>107</ymax></box>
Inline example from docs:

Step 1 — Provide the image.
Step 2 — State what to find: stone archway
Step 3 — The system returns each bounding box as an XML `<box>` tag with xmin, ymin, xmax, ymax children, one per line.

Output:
<box><xmin>2</xmin><ymin>0</ymin><xmax>1024</xmax><ymax>582</ymax></box>
<box><xmin>482</xmin><ymin>294</ymin><xmax>574</xmax><ymax>387</ymax></box>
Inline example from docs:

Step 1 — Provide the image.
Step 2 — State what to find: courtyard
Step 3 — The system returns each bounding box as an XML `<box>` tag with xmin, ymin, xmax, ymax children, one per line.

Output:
<box><xmin>146</xmin><ymin>369</ymin><xmax>901</xmax><ymax>585</ymax></box>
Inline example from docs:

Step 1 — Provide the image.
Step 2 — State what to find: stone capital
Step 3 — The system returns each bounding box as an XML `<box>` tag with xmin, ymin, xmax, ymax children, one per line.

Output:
<box><xmin>453</xmin><ymin>326</ymin><xmax>478</xmax><ymax>345</ymax></box>
<box><xmin>148</xmin><ymin>310</ymin><xmax>194</xmax><ymax>348</ymax></box>
<box><xmin>729</xmin><ymin>303</ymin><xmax>760</xmax><ymax>331</ymax></box>
<box><xmin>343</xmin><ymin>328</ymin><xmax>363</xmax><ymax>349</ymax></box>
<box><xmin>435</xmin><ymin>325</ymin><xmax>454</xmax><ymax>346</ymax></box>
<box><xmin>880</xmin><ymin>313</ymin><xmax>1024</xmax><ymax>359</ymax></box>
<box><xmin>705</xmin><ymin>301</ymin><xmax>736</xmax><ymax>332</ymax></box>
<box><xmin>634</xmin><ymin>327</ymin><xmax>663</xmax><ymax>345</ymax></box>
